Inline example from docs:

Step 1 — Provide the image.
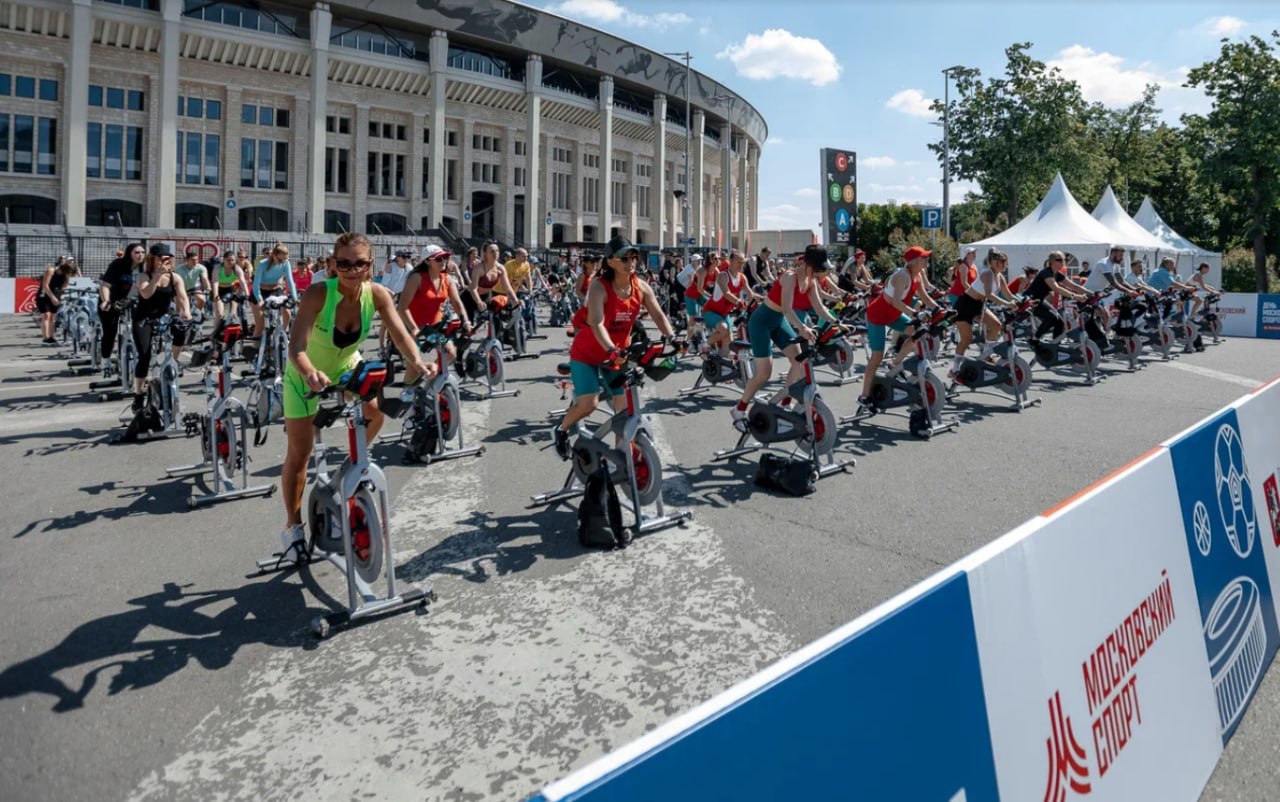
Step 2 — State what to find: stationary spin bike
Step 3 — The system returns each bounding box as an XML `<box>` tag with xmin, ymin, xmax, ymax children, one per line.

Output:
<box><xmin>714</xmin><ymin>338</ymin><xmax>854</xmax><ymax>477</ymax></box>
<box><xmin>456</xmin><ymin>308</ymin><xmax>519</xmax><ymax>399</ymax></box>
<box><xmin>678</xmin><ymin>302</ymin><xmax>757</xmax><ymax>398</ymax></box>
<box><xmin>842</xmin><ymin>308</ymin><xmax>958</xmax><ymax>439</ymax></box>
<box><xmin>167</xmin><ymin>322</ymin><xmax>275</xmax><ymax>506</ymax></box>
<box><xmin>256</xmin><ymin>361</ymin><xmax>431</xmax><ymax>638</ymax></box>
<box><xmin>383</xmin><ymin>319</ymin><xmax>485</xmax><ymax>465</ymax></box>
<box><xmin>531</xmin><ymin>340</ymin><xmax>692</xmax><ymax>536</ymax></box>
<box><xmin>946</xmin><ymin>300</ymin><xmax>1041</xmax><ymax>412</ymax></box>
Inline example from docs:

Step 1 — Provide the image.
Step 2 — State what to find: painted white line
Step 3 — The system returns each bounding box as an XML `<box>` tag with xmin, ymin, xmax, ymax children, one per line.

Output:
<box><xmin>1161</xmin><ymin>361</ymin><xmax>1259</xmax><ymax>389</ymax></box>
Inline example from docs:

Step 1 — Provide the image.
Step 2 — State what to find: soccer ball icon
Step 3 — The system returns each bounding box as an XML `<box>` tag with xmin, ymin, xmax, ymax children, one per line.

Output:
<box><xmin>1214</xmin><ymin>424</ymin><xmax>1256</xmax><ymax>559</ymax></box>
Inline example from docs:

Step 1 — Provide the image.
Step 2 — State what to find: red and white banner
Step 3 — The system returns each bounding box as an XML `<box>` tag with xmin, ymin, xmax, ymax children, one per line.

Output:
<box><xmin>0</xmin><ymin>278</ymin><xmax>47</xmax><ymax>314</ymax></box>
<box><xmin>967</xmin><ymin>450</ymin><xmax>1223</xmax><ymax>801</ymax></box>
<box><xmin>1235</xmin><ymin>378</ymin><xmax>1280</xmax><ymax>608</ymax></box>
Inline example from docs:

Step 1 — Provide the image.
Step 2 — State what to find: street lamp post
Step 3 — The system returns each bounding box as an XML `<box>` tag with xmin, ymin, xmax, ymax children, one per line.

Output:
<box><xmin>941</xmin><ymin>65</ymin><xmax>967</xmax><ymax>240</ymax></box>
<box><xmin>709</xmin><ymin>93</ymin><xmax>737</xmax><ymax>251</ymax></box>
<box><xmin>664</xmin><ymin>51</ymin><xmax>692</xmax><ymax>263</ymax></box>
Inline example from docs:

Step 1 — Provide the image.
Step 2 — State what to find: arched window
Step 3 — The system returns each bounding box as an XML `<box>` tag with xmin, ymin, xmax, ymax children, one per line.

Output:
<box><xmin>87</xmin><ymin>199</ymin><xmax>144</xmax><ymax>227</ymax></box>
<box><xmin>238</xmin><ymin>206</ymin><xmax>288</xmax><ymax>231</ymax></box>
<box><xmin>325</xmin><ymin>209</ymin><xmax>351</xmax><ymax>234</ymax></box>
<box><xmin>0</xmin><ymin>194</ymin><xmax>56</xmax><ymax>225</ymax></box>
<box><xmin>366</xmin><ymin>212</ymin><xmax>406</xmax><ymax>234</ymax></box>
<box><xmin>174</xmin><ymin>202</ymin><xmax>219</xmax><ymax>229</ymax></box>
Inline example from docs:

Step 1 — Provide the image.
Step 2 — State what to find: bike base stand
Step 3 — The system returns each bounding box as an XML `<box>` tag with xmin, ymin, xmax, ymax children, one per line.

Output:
<box><xmin>712</xmin><ymin>435</ymin><xmax>855</xmax><ymax>479</ymax></box>
<box><xmin>839</xmin><ymin>407</ymin><xmax>959</xmax><ymax>439</ymax></box>
<box><xmin>529</xmin><ymin>468</ymin><xmax>692</xmax><ymax>536</ymax></box>
<box><xmin>165</xmin><ymin>460</ymin><xmax>275</xmax><ymax>507</ymax></box>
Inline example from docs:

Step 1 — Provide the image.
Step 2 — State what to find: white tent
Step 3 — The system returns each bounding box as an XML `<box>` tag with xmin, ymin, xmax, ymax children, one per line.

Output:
<box><xmin>1088</xmin><ymin>185</ymin><xmax>1181</xmax><ymax>290</ymax></box>
<box><xmin>1134</xmin><ymin>196</ymin><xmax>1222</xmax><ymax>288</ymax></box>
<box><xmin>963</xmin><ymin>174</ymin><xmax>1144</xmax><ymax>287</ymax></box>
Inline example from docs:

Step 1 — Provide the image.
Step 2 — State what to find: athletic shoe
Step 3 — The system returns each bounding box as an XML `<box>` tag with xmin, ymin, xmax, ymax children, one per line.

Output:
<box><xmin>551</xmin><ymin>426</ymin><xmax>571</xmax><ymax>460</ymax></box>
<box><xmin>855</xmin><ymin>396</ymin><xmax>879</xmax><ymax>417</ymax></box>
<box><xmin>131</xmin><ymin>393</ymin><xmax>145</xmax><ymax>412</ymax></box>
<box><xmin>278</xmin><ymin>523</ymin><xmax>308</xmax><ymax>565</ymax></box>
<box><xmin>730</xmin><ymin>406</ymin><xmax>749</xmax><ymax>432</ymax></box>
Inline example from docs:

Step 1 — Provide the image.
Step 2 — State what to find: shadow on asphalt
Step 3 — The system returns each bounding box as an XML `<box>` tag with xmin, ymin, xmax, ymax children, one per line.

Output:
<box><xmin>13</xmin><ymin>476</ymin><xmax>193</xmax><ymax>537</ymax></box>
<box><xmin>397</xmin><ymin>505</ymin><xmax>584</xmax><ymax>584</ymax></box>
<box><xmin>0</xmin><ymin>576</ymin><xmax>313</xmax><ymax>712</ymax></box>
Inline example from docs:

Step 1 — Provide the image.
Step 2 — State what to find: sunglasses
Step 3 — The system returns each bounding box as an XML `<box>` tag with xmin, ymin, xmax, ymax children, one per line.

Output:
<box><xmin>429</xmin><ymin>255</ymin><xmax>447</xmax><ymax>262</ymax></box>
<box><xmin>335</xmin><ymin>258</ymin><xmax>373</xmax><ymax>272</ymax></box>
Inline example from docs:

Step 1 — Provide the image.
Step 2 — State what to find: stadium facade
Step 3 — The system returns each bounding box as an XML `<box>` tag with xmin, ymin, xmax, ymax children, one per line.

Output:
<box><xmin>0</xmin><ymin>0</ymin><xmax>767</xmax><ymax>249</ymax></box>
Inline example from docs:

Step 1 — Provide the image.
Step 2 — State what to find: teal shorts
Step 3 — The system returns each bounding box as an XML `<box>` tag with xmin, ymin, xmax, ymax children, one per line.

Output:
<box><xmin>747</xmin><ymin>304</ymin><xmax>797</xmax><ymax>359</ymax></box>
<box><xmin>703</xmin><ymin>309</ymin><xmax>733</xmax><ymax>332</ymax></box>
<box><xmin>684</xmin><ymin>296</ymin><xmax>704</xmax><ymax>319</ymax></box>
<box><xmin>569</xmin><ymin>360</ymin><xmax>625</xmax><ymax>398</ymax></box>
<box><xmin>867</xmin><ymin>315</ymin><xmax>911</xmax><ymax>352</ymax></box>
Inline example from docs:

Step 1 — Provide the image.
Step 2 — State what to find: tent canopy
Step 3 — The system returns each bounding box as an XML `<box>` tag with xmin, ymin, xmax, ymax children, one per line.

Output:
<box><xmin>1091</xmin><ymin>186</ymin><xmax>1172</xmax><ymax>253</ymax></box>
<box><xmin>1133</xmin><ymin>196</ymin><xmax>1222</xmax><ymax>286</ymax></box>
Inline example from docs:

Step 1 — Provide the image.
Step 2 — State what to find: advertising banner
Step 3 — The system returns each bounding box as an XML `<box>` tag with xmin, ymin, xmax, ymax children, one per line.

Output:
<box><xmin>1166</xmin><ymin>408</ymin><xmax>1279</xmax><ymax>743</ymax></box>
<box><xmin>1231</xmin><ymin>380</ymin><xmax>1280</xmax><ymax>623</ymax></box>
<box><xmin>819</xmin><ymin>148</ymin><xmax>857</xmax><ymax>248</ymax></box>
<box><xmin>537</xmin><ymin>573</ymin><xmax>999</xmax><ymax>802</ymax></box>
<box><xmin>14</xmin><ymin>278</ymin><xmax>39</xmax><ymax>314</ymax></box>
<box><xmin>968</xmin><ymin>450</ymin><xmax>1222</xmax><ymax>801</ymax></box>
<box><xmin>1257</xmin><ymin>294</ymin><xmax>1280</xmax><ymax>338</ymax></box>
<box><xmin>1218</xmin><ymin>293</ymin><xmax>1258</xmax><ymax>337</ymax></box>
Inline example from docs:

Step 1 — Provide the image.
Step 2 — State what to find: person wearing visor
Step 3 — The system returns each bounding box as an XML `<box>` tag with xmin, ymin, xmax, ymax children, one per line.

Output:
<box><xmin>857</xmin><ymin>245</ymin><xmax>941</xmax><ymax>414</ymax></box>
<box><xmin>398</xmin><ymin>244</ymin><xmax>471</xmax><ymax>381</ymax></box>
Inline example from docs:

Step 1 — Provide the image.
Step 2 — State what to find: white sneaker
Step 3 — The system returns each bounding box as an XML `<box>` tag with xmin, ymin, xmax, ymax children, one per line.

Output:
<box><xmin>730</xmin><ymin>406</ymin><xmax>749</xmax><ymax>432</ymax></box>
<box><xmin>278</xmin><ymin>523</ymin><xmax>307</xmax><ymax>565</ymax></box>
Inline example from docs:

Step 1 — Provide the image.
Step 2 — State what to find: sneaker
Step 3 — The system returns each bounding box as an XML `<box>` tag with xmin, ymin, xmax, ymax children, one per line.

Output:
<box><xmin>730</xmin><ymin>406</ymin><xmax>749</xmax><ymax>432</ymax></box>
<box><xmin>551</xmin><ymin>426</ymin><xmax>571</xmax><ymax>460</ymax></box>
<box><xmin>855</xmin><ymin>396</ymin><xmax>879</xmax><ymax>417</ymax></box>
<box><xmin>131</xmin><ymin>393</ymin><xmax>145</xmax><ymax>412</ymax></box>
<box><xmin>278</xmin><ymin>523</ymin><xmax>308</xmax><ymax>565</ymax></box>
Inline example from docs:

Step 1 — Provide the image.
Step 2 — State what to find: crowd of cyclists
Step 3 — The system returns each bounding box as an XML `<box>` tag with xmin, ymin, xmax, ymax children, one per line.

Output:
<box><xmin>28</xmin><ymin>230</ymin><xmax>1226</xmax><ymax>556</ymax></box>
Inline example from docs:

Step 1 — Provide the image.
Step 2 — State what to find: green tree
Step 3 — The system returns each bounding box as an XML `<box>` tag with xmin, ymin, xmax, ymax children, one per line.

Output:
<box><xmin>1184</xmin><ymin>33</ymin><xmax>1280</xmax><ymax>292</ymax></box>
<box><xmin>855</xmin><ymin>203</ymin><xmax>920</xmax><ymax>259</ymax></box>
<box><xmin>931</xmin><ymin>44</ymin><xmax>1095</xmax><ymax>222</ymax></box>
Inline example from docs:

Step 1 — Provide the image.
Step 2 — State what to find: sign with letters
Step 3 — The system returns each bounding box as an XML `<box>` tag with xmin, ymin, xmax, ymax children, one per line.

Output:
<box><xmin>819</xmin><ymin>148</ymin><xmax>857</xmax><ymax>247</ymax></box>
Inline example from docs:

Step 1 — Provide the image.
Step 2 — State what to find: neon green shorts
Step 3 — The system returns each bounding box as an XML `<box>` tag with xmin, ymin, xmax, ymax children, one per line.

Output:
<box><xmin>283</xmin><ymin>357</ymin><xmax>361</xmax><ymax>419</ymax></box>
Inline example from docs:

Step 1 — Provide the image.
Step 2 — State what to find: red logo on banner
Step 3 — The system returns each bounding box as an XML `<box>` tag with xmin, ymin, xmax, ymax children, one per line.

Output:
<box><xmin>1264</xmin><ymin>473</ymin><xmax>1280</xmax><ymax>547</ymax></box>
<box><xmin>1044</xmin><ymin>691</ymin><xmax>1093</xmax><ymax>801</ymax></box>
<box><xmin>15</xmin><ymin>278</ymin><xmax>40</xmax><ymax>313</ymax></box>
<box><xmin>834</xmin><ymin>152</ymin><xmax>848</xmax><ymax>172</ymax></box>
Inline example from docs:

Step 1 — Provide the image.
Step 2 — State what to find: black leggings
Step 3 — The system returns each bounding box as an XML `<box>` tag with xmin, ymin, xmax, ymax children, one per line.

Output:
<box><xmin>132</xmin><ymin>317</ymin><xmax>188</xmax><ymax>379</ymax></box>
<box><xmin>1033</xmin><ymin>303</ymin><xmax>1065</xmax><ymax>341</ymax></box>
<box><xmin>100</xmin><ymin>310</ymin><xmax>120</xmax><ymax>359</ymax></box>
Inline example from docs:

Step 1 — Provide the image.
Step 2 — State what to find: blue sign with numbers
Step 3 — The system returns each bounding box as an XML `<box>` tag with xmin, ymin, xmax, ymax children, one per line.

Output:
<box><xmin>922</xmin><ymin>208</ymin><xmax>942</xmax><ymax>229</ymax></box>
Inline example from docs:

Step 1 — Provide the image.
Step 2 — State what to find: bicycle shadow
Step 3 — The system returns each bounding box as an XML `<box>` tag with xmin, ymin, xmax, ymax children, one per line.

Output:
<box><xmin>396</xmin><ymin>506</ymin><xmax>583</xmax><ymax>585</ymax></box>
<box><xmin>0</xmin><ymin>577</ymin><xmax>312</xmax><ymax>712</ymax></box>
<box><xmin>13</xmin><ymin>477</ymin><xmax>193</xmax><ymax>538</ymax></box>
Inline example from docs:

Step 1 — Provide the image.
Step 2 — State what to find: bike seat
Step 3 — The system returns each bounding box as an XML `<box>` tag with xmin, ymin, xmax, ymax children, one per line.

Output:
<box><xmin>556</xmin><ymin>362</ymin><xmax>571</xmax><ymax>376</ymax></box>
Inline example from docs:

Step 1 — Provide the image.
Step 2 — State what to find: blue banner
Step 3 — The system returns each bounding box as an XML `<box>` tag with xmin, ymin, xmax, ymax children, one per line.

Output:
<box><xmin>1256</xmin><ymin>294</ymin><xmax>1280</xmax><ymax>339</ymax></box>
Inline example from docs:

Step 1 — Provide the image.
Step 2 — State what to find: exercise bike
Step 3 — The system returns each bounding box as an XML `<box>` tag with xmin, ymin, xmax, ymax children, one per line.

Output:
<box><xmin>166</xmin><ymin>322</ymin><xmax>275</xmax><ymax>506</ymax></box>
<box><xmin>678</xmin><ymin>303</ymin><xmax>757</xmax><ymax>398</ymax></box>
<box><xmin>1135</xmin><ymin>290</ymin><xmax>1177</xmax><ymax>360</ymax></box>
<box><xmin>240</xmin><ymin>296</ymin><xmax>292</xmax><ymax>445</ymax></box>
<box><xmin>808</xmin><ymin>315</ymin><xmax>860</xmax><ymax>386</ymax></box>
<box><xmin>456</xmin><ymin>308</ymin><xmax>518</xmax><ymax>399</ymax></box>
<box><xmin>946</xmin><ymin>300</ymin><xmax>1041</xmax><ymax>412</ymax></box>
<box><xmin>843</xmin><ymin>308</ymin><xmax>958</xmax><ymax>439</ymax></box>
<box><xmin>1027</xmin><ymin>300</ymin><xmax>1106</xmax><ymax>384</ymax></box>
<box><xmin>63</xmin><ymin>288</ymin><xmax>102</xmax><ymax>374</ymax></box>
<box><xmin>1197</xmin><ymin>292</ymin><xmax>1223</xmax><ymax>344</ymax></box>
<box><xmin>715</xmin><ymin>338</ymin><xmax>854</xmax><ymax>476</ymax></box>
<box><xmin>495</xmin><ymin>296</ymin><xmax>539</xmax><ymax>361</ymax></box>
<box><xmin>256</xmin><ymin>361</ymin><xmax>431</xmax><ymax>638</ymax></box>
<box><xmin>531</xmin><ymin>340</ymin><xmax>692</xmax><ymax>536</ymax></box>
<box><xmin>113</xmin><ymin>316</ymin><xmax>191</xmax><ymax>440</ymax></box>
<box><xmin>383</xmin><ymin>319</ymin><xmax>484</xmax><ymax>465</ymax></box>
<box><xmin>89</xmin><ymin>298</ymin><xmax>138</xmax><ymax>401</ymax></box>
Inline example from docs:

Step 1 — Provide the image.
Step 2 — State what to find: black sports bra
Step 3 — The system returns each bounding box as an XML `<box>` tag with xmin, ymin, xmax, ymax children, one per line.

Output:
<box><xmin>332</xmin><ymin>327</ymin><xmax>361</xmax><ymax>348</ymax></box>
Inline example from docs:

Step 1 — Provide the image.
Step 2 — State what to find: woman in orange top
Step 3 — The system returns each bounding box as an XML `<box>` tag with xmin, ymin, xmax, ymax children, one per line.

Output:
<box><xmin>397</xmin><ymin>244</ymin><xmax>471</xmax><ymax>382</ymax></box>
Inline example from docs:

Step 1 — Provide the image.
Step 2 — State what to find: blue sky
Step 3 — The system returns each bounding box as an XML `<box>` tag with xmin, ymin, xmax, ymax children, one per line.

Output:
<box><xmin>540</xmin><ymin>0</ymin><xmax>1279</xmax><ymax>232</ymax></box>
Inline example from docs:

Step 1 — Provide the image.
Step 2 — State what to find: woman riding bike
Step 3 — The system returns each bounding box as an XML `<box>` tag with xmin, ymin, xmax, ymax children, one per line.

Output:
<box><xmin>211</xmin><ymin>253</ymin><xmax>249</xmax><ymax>332</ymax></box>
<box><xmin>277</xmin><ymin>232</ymin><xmax>436</xmax><ymax>563</ymax></box>
<box><xmin>464</xmin><ymin>242</ymin><xmax>520</xmax><ymax>319</ymax></box>
<box><xmin>99</xmin><ymin>243</ymin><xmax>145</xmax><ymax>360</ymax></box>
<box><xmin>397</xmin><ymin>244</ymin><xmax>471</xmax><ymax>381</ymax></box>
<box><xmin>702</xmin><ymin>250</ymin><xmax>761</xmax><ymax>352</ymax></box>
<box><xmin>37</xmin><ymin>256</ymin><xmax>79</xmax><ymax>344</ymax></box>
<box><xmin>857</xmin><ymin>245</ymin><xmax>941</xmax><ymax>413</ymax></box>
<box><xmin>250</xmin><ymin>243</ymin><xmax>298</xmax><ymax>339</ymax></box>
<box><xmin>550</xmin><ymin>236</ymin><xmax>676</xmax><ymax>460</ymax></box>
<box><xmin>131</xmin><ymin>243</ymin><xmax>192</xmax><ymax>411</ymax></box>
<box><xmin>730</xmin><ymin>245</ymin><xmax>841</xmax><ymax>430</ymax></box>
<box><xmin>950</xmin><ymin>249</ymin><xmax>1017</xmax><ymax>376</ymax></box>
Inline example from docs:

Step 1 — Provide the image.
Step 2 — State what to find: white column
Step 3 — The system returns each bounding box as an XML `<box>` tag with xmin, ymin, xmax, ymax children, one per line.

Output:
<box><xmin>460</xmin><ymin>119</ymin><xmax>474</xmax><ymax>237</ymax></box>
<box><xmin>748</xmin><ymin>144</ymin><xmax>759</xmax><ymax>232</ymax></box>
<box><xmin>598</xmin><ymin>77</ymin><xmax>613</xmax><ymax>241</ymax></box>
<box><xmin>306</xmin><ymin>3</ymin><xmax>331</xmax><ymax>234</ymax></box>
<box><xmin>353</xmin><ymin>104</ymin><xmax>369</xmax><ymax>230</ymax></box>
<box><xmin>653</xmin><ymin>94</ymin><xmax>667</xmax><ymax>248</ymax></box>
<box><xmin>502</xmin><ymin>125</ymin><xmax>516</xmax><ymax>242</ymax></box>
<box><xmin>409</xmin><ymin>112</ymin><xmax>425</xmax><ymax>230</ymax></box>
<box><xmin>524</xmin><ymin>54</ymin><xmax>542</xmax><ymax>249</ymax></box>
<box><xmin>154</xmin><ymin>0</ymin><xmax>182</xmax><ymax>228</ymax></box>
<box><xmin>720</xmin><ymin>123</ymin><xmax>732</xmax><ymax>249</ymax></box>
<box><xmin>427</xmin><ymin>31</ymin><xmax>447</xmax><ymax>230</ymax></box>
<box><xmin>62</xmin><ymin>0</ymin><xmax>91</xmax><ymax>227</ymax></box>
<box><xmin>691</xmin><ymin>109</ymin><xmax>704</xmax><ymax>246</ymax></box>
<box><xmin>736</xmin><ymin>135</ymin><xmax>747</xmax><ymax>250</ymax></box>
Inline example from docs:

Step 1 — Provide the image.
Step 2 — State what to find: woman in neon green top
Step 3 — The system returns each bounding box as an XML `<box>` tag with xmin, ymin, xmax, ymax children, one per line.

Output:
<box><xmin>278</xmin><ymin>232</ymin><xmax>435</xmax><ymax>562</ymax></box>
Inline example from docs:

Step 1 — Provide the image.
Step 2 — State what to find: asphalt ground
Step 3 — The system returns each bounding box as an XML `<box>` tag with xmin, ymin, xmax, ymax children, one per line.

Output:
<box><xmin>0</xmin><ymin>311</ymin><xmax>1276</xmax><ymax>802</ymax></box>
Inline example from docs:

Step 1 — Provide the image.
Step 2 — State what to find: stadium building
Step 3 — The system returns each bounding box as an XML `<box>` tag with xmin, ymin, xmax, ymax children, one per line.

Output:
<box><xmin>0</xmin><ymin>0</ymin><xmax>767</xmax><ymax>251</ymax></box>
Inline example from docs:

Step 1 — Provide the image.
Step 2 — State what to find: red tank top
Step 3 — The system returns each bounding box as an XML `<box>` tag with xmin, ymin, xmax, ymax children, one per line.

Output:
<box><xmin>948</xmin><ymin>264</ymin><xmax>977</xmax><ymax>297</ymax></box>
<box><xmin>406</xmin><ymin>272</ymin><xmax>452</xmax><ymax>328</ymax></box>
<box><xmin>767</xmin><ymin>272</ymin><xmax>814</xmax><ymax>311</ymax></box>
<box><xmin>569</xmin><ymin>275</ymin><xmax>643</xmax><ymax>365</ymax></box>
<box><xmin>867</xmin><ymin>274</ymin><xmax>919</xmax><ymax>326</ymax></box>
<box><xmin>684</xmin><ymin>265</ymin><xmax>719</xmax><ymax>299</ymax></box>
<box><xmin>703</xmin><ymin>271</ymin><xmax>747</xmax><ymax>316</ymax></box>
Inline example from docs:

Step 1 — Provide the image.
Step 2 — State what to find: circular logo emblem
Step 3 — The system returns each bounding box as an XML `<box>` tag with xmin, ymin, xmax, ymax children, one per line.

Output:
<box><xmin>835</xmin><ymin>153</ymin><xmax>848</xmax><ymax>172</ymax></box>
<box><xmin>1214</xmin><ymin>423</ymin><xmax>1256</xmax><ymax>559</ymax></box>
<box><xmin>842</xmin><ymin>185</ymin><xmax>855</xmax><ymax>204</ymax></box>
<box><xmin>1194</xmin><ymin>500</ymin><xmax>1213</xmax><ymax>556</ymax></box>
<box><xmin>835</xmin><ymin>209</ymin><xmax>851</xmax><ymax>232</ymax></box>
<box><xmin>829</xmin><ymin>183</ymin><xmax>841</xmax><ymax>203</ymax></box>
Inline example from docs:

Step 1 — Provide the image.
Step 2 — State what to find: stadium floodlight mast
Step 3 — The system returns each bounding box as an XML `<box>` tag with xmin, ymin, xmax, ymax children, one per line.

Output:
<box><xmin>941</xmin><ymin>64</ymin><xmax>969</xmax><ymax>240</ymax></box>
<box><xmin>664</xmin><ymin>51</ymin><xmax>693</xmax><ymax>263</ymax></box>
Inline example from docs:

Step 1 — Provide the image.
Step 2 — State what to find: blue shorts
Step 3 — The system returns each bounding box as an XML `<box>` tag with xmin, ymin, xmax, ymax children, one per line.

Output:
<box><xmin>569</xmin><ymin>360</ymin><xmax>625</xmax><ymax>398</ymax></box>
<box><xmin>747</xmin><ymin>304</ymin><xmax>797</xmax><ymax>359</ymax></box>
<box><xmin>946</xmin><ymin>293</ymin><xmax>959</xmax><ymax>308</ymax></box>
<box><xmin>703</xmin><ymin>309</ymin><xmax>733</xmax><ymax>332</ymax></box>
<box><xmin>684</xmin><ymin>296</ymin><xmax>704</xmax><ymax>319</ymax></box>
<box><xmin>868</xmin><ymin>314</ymin><xmax>911</xmax><ymax>352</ymax></box>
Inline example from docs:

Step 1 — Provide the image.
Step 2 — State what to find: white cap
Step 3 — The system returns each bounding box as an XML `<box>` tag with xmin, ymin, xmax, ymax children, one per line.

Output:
<box><xmin>420</xmin><ymin>244</ymin><xmax>452</xmax><ymax>260</ymax></box>
<box><xmin>690</xmin><ymin>254</ymin><xmax>703</xmax><ymax>263</ymax></box>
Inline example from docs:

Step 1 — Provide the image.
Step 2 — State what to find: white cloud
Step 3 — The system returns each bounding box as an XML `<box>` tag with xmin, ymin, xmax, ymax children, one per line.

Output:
<box><xmin>885</xmin><ymin>89</ymin><xmax>934</xmax><ymax>118</ymax></box>
<box><xmin>545</xmin><ymin>0</ymin><xmax>691</xmax><ymax>29</ymax></box>
<box><xmin>757</xmin><ymin>202</ymin><xmax>818</xmax><ymax>230</ymax></box>
<box><xmin>1047</xmin><ymin>45</ymin><xmax>1211</xmax><ymax>114</ymax></box>
<box><xmin>1204</xmin><ymin>16</ymin><xmax>1245</xmax><ymax>37</ymax></box>
<box><xmin>716</xmin><ymin>29</ymin><xmax>841</xmax><ymax>87</ymax></box>
<box><xmin>862</xmin><ymin>156</ymin><xmax>896</xmax><ymax>169</ymax></box>
<box><xmin>868</xmin><ymin>183</ymin><xmax>925</xmax><ymax>194</ymax></box>
<box><xmin>793</xmin><ymin>187</ymin><xmax>819</xmax><ymax>198</ymax></box>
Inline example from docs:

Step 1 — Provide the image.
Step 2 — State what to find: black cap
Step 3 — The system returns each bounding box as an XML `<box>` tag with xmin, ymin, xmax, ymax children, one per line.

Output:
<box><xmin>604</xmin><ymin>235</ymin><xmax>639</xmax><ymax>260</ymax></box>
<box><xmin>149</xmin><ymin>243</ymin><xmax>174</xmax><ymax>258</ymax></box>
<box><xmin>802</xmin><ymin>245</ymin><xmax>833</xmax><ymax>271</ymax></box>
<box><xmin>582</xmin><ymin>251</ymin><xmax>603</xmax><ymax>262</ymax></box>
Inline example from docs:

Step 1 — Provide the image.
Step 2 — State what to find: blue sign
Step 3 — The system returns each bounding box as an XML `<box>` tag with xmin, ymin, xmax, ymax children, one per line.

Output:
<box><xmin>545</xmin><ymin>215</ymin><xmax>553</xmax><ymax>226</ymax></box>
<box><xmin>922</xmin><ymin>207</ymin><xmax>942</xmax><ymax>229</ymax></box>
<box><xmin>531</xmin><ymin>572</ymin><xmax>1000</xmax><ymax>802</ymax></box>
<box><xmin>463</xmin><ymin>211</ymin><xmax>472</xmax><ymax>222</ymax></box>
<box><xmin>1168</xmin><ymin>408</ymin><xmax>1278</xmax><ymax>743</ymax></box>
<box><xmin>1258</xmin><ymin>294</ymin><xmax>1280</xmax><ymax>338</ymax></box>
<box><xmin>679</xmin><ymin>237</ymin><xmax>696</xmax><ymax>246</ymax></box>
<box><xmin>835</xmin><ymin>208</ymin><xmax>851</xmax><ymax>233</ymax></box>
<box><xmin>225</xmin><ymin>199</ymin><xmax>237</xmax><ymax>210</ymax></box>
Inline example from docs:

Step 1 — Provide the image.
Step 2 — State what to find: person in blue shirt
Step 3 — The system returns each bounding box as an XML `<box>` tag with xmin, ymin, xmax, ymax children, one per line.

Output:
<box><xmin>1147</xmin><ymin>257</ymin><xmax>1195</xmax><ymax>293</ymax></box>
<box><xmin>250</xmin><ymin>242</ymin><xmax>298</xmax><ymax>339</ymax></box>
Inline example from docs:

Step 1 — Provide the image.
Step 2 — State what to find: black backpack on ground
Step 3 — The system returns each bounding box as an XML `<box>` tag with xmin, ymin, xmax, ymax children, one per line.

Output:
<box><xmin>577</xmin><ymin>464</ymin><xmax>630</xmax><ymax>549</ymax></box>
<box><xmin>754</xmin><ymin>453</ymin><xmax>817</xmax><ymax>496</ymax></box>
<box><xmin>111</xmin><ymin>401</ymin><xmax>164</xmax><ymax>444</ymax></box>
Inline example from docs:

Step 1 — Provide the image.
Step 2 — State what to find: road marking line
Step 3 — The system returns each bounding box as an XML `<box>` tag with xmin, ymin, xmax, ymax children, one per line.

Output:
<box><xmin>1161</xmin><ymin>361</ymin><xmax>1259</xmax><ymax>388</ymax></box>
